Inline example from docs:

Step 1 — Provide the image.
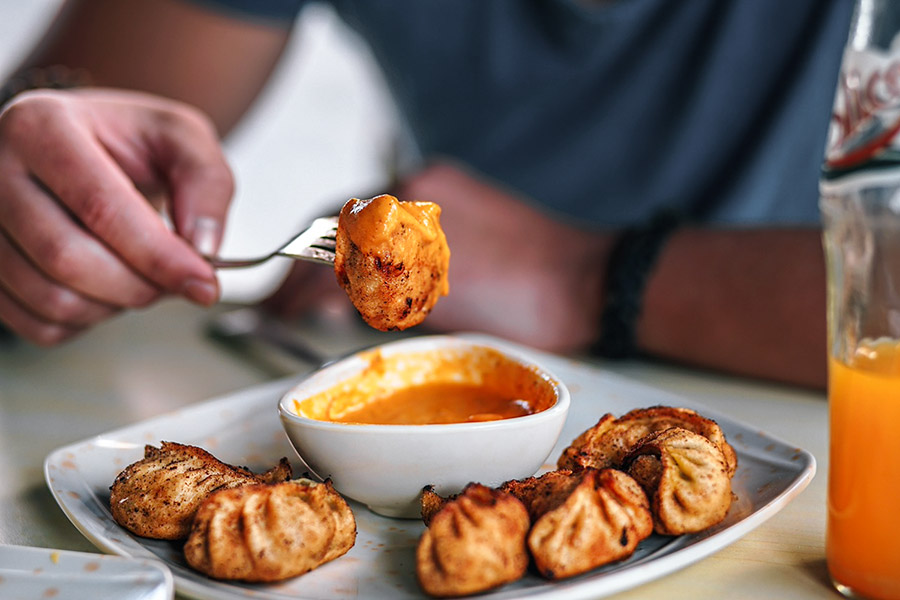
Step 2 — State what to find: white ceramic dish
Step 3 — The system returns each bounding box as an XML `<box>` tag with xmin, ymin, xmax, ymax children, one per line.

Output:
<box><xmin>0</xmin><ymin>543</ymin><xmax>173</xmax><ymax>600</ymax></box>
<box><xmin>44</xmin><ymin>334</ymin><xmax>815</xmax><ymax>600</ymax></box>
<box><xmin>279</xmin><ymin>335</ymin><xmax>570</xmax><ymax>517</ymax></box>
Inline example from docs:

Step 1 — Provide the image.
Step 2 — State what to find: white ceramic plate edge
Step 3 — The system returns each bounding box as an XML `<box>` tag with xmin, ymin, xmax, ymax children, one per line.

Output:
<box><xmin>0</xmin><ymin>543</ymin><xmax>175</xmax><ymax>600</ymax></box>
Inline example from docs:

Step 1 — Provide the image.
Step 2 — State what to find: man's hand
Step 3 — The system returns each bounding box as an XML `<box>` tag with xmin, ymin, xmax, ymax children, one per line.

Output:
<box><xmin>0</xmin><ymin>88</ymin><xmax>233</xmax><ymax>345</ymax></box>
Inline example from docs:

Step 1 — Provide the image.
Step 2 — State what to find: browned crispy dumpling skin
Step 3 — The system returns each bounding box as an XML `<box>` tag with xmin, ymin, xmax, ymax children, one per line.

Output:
<box><xmin>556</xmin><ymin>414</ymin><xmax>621</xmax><ymax>471</ymax></box>
<box><xmin>335</xmin><ymin>194</ymin><xmax>450</xmax><ymax>331</ymax></box>
<box><xmin>109</xmin><ymin>442</ymin><xmax>291</xmax><ymax>540</ymax></box>
<box><xmin>416</xmin><ymin>483</ymin><xmax>529</xmax><ymax>597</ymax></box>
<box><xmin>624</xmin><ymin>427</ymin><xmax>733</xmax><ymax>535</ymax></box>
<box><xmin>184</xmin><ymin>479</ymin><xmax>356</xmax><ymax>582</ymax></box>
<box><xmin>558</xmin><ymin>406</ymin><xmax>737</xmax><ymax>478</ymax></box>
<box><xmin>498</xmin><ymin>469</ymin><xmax>583</xmax><ymax>523</ymax></box>
<box><xmin>507</xmin><ymin>469</ymin><xmax>653</xmax><ymax>580</ymax></box>
<box><xmin>420</xmin><ymin>485</ymin><xmax>448</xmax><ymax>527</ymax></box>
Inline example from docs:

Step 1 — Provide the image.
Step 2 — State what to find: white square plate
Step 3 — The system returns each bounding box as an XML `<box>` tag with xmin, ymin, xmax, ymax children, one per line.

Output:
<box><xmin>0</xmin><ymin>543</ymin><xmax>173</xmax><ymax>600</ymax></box>
<box><xmin>44</xmin><ymin>335</ymin><xmax>814</xmax><ymax>600</ymax></box>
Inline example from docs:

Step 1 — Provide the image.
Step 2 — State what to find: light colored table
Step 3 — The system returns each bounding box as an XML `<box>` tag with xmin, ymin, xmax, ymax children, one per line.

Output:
<box><xmin>0</xmin><ymin>300</ymin><xmax>834</xmax><ymax>599</ymax></box>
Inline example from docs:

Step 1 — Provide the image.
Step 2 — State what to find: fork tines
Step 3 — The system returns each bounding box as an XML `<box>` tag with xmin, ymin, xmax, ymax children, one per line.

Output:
<box><xmin>205</xmin><ymin>215</ymin><xmax>339</xmax><ymax>268</ymax></box>
<box><xmin>281</xmin><ymin>216</ymin><xmax>338</xmax><ymax>265</ymax></box>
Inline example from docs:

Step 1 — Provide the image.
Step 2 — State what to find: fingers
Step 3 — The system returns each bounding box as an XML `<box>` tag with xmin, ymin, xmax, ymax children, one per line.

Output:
<box><xmin>0</xmin><ymin>159</ymin><xmax>161</xmax><ymax>307</ymax></box>
<box><xmin>0</xmin><ymin>231</ymin><xmax>120</xmax><ymax>327</ymax></box>
<box><xmin>0</xmin><ymin>284</ymin><xmax>81</xmax><ymax>346</ymax></box>
<box><xmin>3</xmin><ymin>93</ymin><xmax>221</xmax><ymax>305</ymax></box>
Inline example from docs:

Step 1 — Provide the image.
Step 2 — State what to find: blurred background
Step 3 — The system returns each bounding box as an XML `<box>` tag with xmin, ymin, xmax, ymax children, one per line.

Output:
<box><xmin>0</xmin><ymin>0</ymin><xmax>399</xmax><ymax>303</ymax></box>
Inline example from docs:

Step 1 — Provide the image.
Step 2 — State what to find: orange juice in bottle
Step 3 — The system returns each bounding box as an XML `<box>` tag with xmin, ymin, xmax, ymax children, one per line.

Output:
<box><xmin>827</xmin><ymin>339</ymin><xmax>900</xmax><ymax>599</ymax></box>
<box><xmin>821</xmin><ymin>0</ymin><xmax>900</xmax><ymax>595</ymax></box>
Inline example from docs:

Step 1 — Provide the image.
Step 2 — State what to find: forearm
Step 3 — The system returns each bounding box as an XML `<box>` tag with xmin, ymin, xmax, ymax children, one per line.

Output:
<box><xmin>10</xmin><ymin>0</ymin><xmax>291</xmax><ymax>134</ymax></box>
<box><xmin>636</xmin><ymin>227</ymin><xmax>827</xmax><ymax>389</ymax></box>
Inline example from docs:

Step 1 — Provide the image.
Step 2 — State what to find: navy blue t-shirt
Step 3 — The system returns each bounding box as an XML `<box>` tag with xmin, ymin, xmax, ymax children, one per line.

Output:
<box><xmin>189</xmin><ymin>0</ymin><xmax>854</xmax><ymax>227</ymax></box>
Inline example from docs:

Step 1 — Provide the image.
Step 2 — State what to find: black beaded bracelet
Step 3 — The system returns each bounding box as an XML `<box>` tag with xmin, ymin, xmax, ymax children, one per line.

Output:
<box><xmin>593</xmin><ymin>211</ymin><xmax>681</xmax><ymax>359</ymax></box>
<box><xmin>0</xmin><ymin>65</ymin><xmax>91</xmax><ymax>110</ymax></box>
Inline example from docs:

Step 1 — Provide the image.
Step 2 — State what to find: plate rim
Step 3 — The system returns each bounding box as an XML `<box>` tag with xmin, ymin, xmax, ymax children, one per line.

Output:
<box><xmin>0</xmin><ymin>542</ymin><xmax>175</xmax><ymax>599</ymax></box>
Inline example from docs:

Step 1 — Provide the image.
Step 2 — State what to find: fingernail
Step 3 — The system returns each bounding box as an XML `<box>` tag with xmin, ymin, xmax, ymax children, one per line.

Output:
<box><xmin>192</xmin><ymin>217</ymin><xmax>221</xmax><ymax>257</ymax></box>
<box><xmin>183</xmin><ymin>278</ymin><xmax>219</xmax><ymax>306</ymax></box>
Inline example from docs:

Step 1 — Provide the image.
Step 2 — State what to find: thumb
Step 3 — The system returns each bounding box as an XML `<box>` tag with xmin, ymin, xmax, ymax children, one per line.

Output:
<box><xmin>145</xmin><ymin>109</ymin><xmax>235</xmax><ymax>257</ymax></box>
<box><xmin>169</xmin><ymin>159</ymin><xmax>234</xmax><ymax>259</ymax></box>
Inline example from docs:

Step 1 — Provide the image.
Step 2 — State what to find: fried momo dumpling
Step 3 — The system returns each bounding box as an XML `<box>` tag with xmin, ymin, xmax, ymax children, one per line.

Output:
<box><xmin>109</xmin><ymin>442</ymin><xmax>292</xmax><ymax>540</ymax></box>
<box><xmin>335</xmin><ymin>194</ymin><xmax>450</xmax><ymax>331</ymax></box>
<box><xmin>558</xmin><ymin>406</ymin><xmax>737</xmax><ymax>478</ymax></box>
<box><xmin>624</xmin><ymin>427</ymin><xmax>733</xmax><ymax>535</ymax></box>
<box><xmin>184</xmin><ymin>479</ymin><xmax>356</xmax><ymax>582</ymax></box>
<box><xmin>516</xmin><ymin>469</ymin><xmax>653</xmax><ymax>580</ymax></box>
<box><xmin>416</xmin><ymin>483</ymin><xmax>529</xmax><ymax>597</ymax></box>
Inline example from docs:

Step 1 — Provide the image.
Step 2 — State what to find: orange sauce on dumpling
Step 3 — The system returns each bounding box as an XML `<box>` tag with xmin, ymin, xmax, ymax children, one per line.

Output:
<box><xmin>329</xmin><ymin>382</ymin><xmax>534</xmax><ymax>425</ymax></box>
<box><xmin>335</xmin><ymin>194</ymin><xmax>450</xmax><ymax>331</ymax></box>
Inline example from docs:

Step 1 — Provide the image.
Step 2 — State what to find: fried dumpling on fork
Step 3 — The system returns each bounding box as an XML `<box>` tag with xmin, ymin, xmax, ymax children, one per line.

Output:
<box><xmin>184</xmin><ymin>478</ymin><xmax>356</xmax><ymax>582</ymax></box>
<box><xmin>109</xmin><ymin>442</ymin><xmax>292</xmax><ymax>540</ymax></box>
<box><xmin>557</xmin><ymin>406</ymin><xmax>737</xmax><ymax>478</ymax></box>
<box><xmin>503</xmin><ymin>468</ymin><xmax>653</xmax><ymax>580</ymax></box>
<box><xmin>623</xmin><ymin>427</ymin><xmax>733</xmax><ymax>535</ymax></box>
<box><xmin>416</xmin><ymin>483</ymin><xmax>529</xmax><ymax>597</ymax></box>
<box><xmin>335</xmin><ymin>194</ymin><xmax>450</xmax><ymax>331</ymax></box>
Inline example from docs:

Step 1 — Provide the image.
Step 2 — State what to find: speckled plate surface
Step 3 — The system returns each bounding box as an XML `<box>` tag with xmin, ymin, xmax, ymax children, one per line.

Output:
<box><xmin>44</xmin><ymin>335</ymin><xmax>814</xmax><ymax>600</ymax></box>
<box><xmin>0</xmin><ymin>544</ymin><xmax>173</xmax><ymax>600</ymax></box>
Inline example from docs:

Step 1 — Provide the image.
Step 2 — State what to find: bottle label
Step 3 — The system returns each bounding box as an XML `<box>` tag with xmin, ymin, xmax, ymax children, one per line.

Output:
<box><xmin>825</xmin><ymin>48</ymin><xmax>900</xmax><ymax>175</ymax></box>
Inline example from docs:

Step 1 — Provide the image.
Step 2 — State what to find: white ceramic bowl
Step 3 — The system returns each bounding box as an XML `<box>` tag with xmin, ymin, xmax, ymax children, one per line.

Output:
<box><xmin>278</xmin><ymin>335</ymin><xmax>570</xmax><ymax>518</ymax></box>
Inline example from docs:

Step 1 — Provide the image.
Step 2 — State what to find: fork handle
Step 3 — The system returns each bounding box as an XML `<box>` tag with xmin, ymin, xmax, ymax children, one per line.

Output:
<box><xmin>205</xmin><ymin>257</ymin><xmax>271</xmax><ymax>269</ymax></box>
<box><xmin>205</xmin><ymin>251</ymin><xmax>333</xmax><ymax>269</ymax></box>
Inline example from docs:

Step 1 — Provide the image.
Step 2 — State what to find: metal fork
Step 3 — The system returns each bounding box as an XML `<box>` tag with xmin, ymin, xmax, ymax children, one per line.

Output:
<box><xmin>205</xmin><ymin>216</ymin><xmax>338</xmax><ymax>268</ymax></box>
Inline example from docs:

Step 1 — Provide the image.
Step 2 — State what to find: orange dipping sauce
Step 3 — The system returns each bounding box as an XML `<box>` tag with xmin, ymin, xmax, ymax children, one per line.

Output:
<box><xmin>293</xmin><ymin>346</ymin><xmax>557</xmax><ymax>426</ymax></box>
<box><xmin>330</xmin><ymin>382</ymin><xmax>534</xmax><ymax>425</ymax></box>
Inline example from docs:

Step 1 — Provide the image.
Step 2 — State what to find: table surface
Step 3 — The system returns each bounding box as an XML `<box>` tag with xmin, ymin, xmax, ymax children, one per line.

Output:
<box><xmin>0</xmin><ymin>300</ymin><xmax>837</xmax><ymax>599</ymax></box>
